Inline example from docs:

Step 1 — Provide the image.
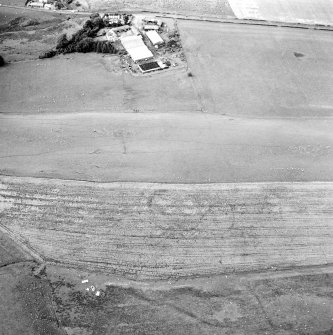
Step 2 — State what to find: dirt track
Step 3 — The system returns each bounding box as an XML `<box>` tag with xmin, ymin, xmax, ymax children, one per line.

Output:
<box><xmin>1</xmin><ymin>175</ymin><xmax>332</xmax><ymax>279</ymax></box>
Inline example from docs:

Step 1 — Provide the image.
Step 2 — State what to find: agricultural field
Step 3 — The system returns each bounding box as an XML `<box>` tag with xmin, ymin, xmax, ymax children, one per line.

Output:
<box><xmin>1</xmin><ymin>176</ymin><xmax>332</xmax><ymax>279</ymax></box>
<box><xmin>0</xmin><ymin>112</ymin><xmax>332</xmax><ymax>183</ymax></box>
<box><xmin>178</xmin><ymin>20</ymin><xmax>333</xmax><ymax>117</ymax></box>
<box><xmin>228</xmin><ymin>0</ymin><xmax>333</xmax><ymax>25</ymax></box>
<box><xmin>1</xmin><ymin>2</ymin><xmax>333</xmax><ymax>334</ymax></box>
<box><xmin>85</xmin><ymin>0</ymin><xmax>235</xmax><ymax>18</ymax></box>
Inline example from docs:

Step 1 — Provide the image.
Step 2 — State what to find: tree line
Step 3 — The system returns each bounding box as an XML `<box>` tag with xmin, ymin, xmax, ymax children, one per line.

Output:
<box><xmin>40</xmin><ymin>14</ymin><xmax>119</xmax><ymax>59</ymax></box>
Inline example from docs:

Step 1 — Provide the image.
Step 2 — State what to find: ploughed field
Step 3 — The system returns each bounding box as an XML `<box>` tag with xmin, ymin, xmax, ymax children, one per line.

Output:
<box><xmin>85</xmin><ymin>0</ymin><xmax>235</xmax><ymax>17</ymax></box>
<box><xmin>1</xmin><ymin>176</ymin><xmax>332</xmax><ymax>279</ymax></box>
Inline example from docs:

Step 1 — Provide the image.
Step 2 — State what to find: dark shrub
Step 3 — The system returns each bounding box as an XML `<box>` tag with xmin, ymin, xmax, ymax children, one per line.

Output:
<box><xmin>83</xmin><ymin>20</ymin><xmax>93</xmax><ymax>30</ymax></box>
<box><xmin>90</xmin><ymin>13</ymin><xmax>100</xmax><ymax>20</ymax></box>
<box><xmin>0</xmin><ymin>55</ymin><xmax>5</xmax><ymax>66</ymax></box>
<box><xmin>56</xmin><ymin>34</ymin><xmax>69</xmax><ymax>49</ymax></box>
<box><xmin>91</xmin><ymin>17</ymin><xmax>104</xmax><ymax>29</ymax></box>
<box><xmin>39</xmin><ymin>50</ymin><xmax>57</xmax><ymax>59</ymax></box>
<box><xmin>54</xmin><ymin>1</ymin><xmax>64</xmax><ymax>9</ymax></box>
<box><xmin>9</xmin><ymin>17</ymin><xmax>25</xmax><ymax>26</ymax></box>
<box><xmin>95</xmin><ymin>41</ymin><xmax>117</xmax><ymax>54</ymax></box>
<box><xmin>21</xmin><ymin>18</ymin><xmax>39</xmax><ymax>27</ymax></box>
<box><xmin>75</xmin><ymin>37</ymin><xmax>95</xmax><ymax>53</ymax></box>
<box><xmin>62</xmin><ymin>44</ymin><xmax>76</xmax><ymax>54</ymax></box>
<box><xmin>71</xmin><ymin>29</ymin><xmax>88</xmax><ymax>43</ymax></box>
<box><xmin>95</xmin><ymin>41</ymin><xmax>103</xmax><ymax>53</ymax></box>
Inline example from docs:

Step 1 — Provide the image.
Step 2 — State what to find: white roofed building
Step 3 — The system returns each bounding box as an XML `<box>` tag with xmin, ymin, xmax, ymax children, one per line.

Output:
<box><xmin>120</xmin><ymin>35</ymin><xmax>154</xmax><ymax>62</ymax></box>
<box><xmin>146</xmin><ymin>30</ymin><xmax>164</xmax><ymax>46</ymax></box>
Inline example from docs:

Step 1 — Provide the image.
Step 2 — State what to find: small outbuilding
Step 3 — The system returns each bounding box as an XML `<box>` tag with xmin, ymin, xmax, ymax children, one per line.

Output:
<box><xmin>143</xmin><ymin>16</ymin><xmax>162</xmax><ymax>27</ymax></box>
<box><xmin>144</xmin><ymin>24</ymin><xmax>159</xmax><ymax>31</ymax></box>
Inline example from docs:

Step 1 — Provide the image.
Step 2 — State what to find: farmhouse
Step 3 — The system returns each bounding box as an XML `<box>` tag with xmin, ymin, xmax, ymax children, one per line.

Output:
<box><xmin>142</xmin><ymin>16</ymin><xmax>162</xmax><ymax>27</ymax></box>
<box><xmin>102</xmin><ymin>13</ymin><xmax>125</xmax><ymax>26</ymax></box>
<box><xmin>27</xmin><ymin>1</ymin><xmax>44</xmax><ymax>8</ymax></box>
<box><xmin>120</xmin><ymin>35</ymin><xmax>153</xmax><ymax>62</ymax></box>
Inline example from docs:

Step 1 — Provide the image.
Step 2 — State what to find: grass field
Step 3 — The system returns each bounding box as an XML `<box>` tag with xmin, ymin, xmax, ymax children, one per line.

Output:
<box><xmin>0</xmin><ymin>53</ymin><xmax>198</xmax><ymax>113</ymax></box>
<box><xmin>0</xmin><ymin>7</ymin><xmax>86</xmax><ymax>62</ymax></box>
<box><xmin>0</xmin><ymin>112</ymin><xmax>332</xmax><ymax>183</ymax></box>
<box><xmin>178</xmin><ymin>20</ymin><xmax>333</xmax><ymax>117</ymax></box>
<box><xmin>47</xmin><ymin>265</ymin><xmax>333</xmax><ymax>335</ymax></box>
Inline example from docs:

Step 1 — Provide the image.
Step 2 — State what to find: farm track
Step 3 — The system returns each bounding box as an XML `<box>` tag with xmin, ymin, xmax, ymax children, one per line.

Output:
<box><xmin>1</xmin><ymin>175</ymin><xmax>332</xmax><ymax>279</ymax></box>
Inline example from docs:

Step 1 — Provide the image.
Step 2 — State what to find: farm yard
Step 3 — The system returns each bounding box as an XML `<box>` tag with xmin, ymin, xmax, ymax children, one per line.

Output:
<box><xmin>1</xmin><ymin>0</ymin><xmax>333</xmax><ymax>334</ymax></box>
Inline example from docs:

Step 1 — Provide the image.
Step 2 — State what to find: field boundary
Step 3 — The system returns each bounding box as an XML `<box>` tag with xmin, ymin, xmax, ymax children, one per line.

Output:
<box><xmin>0</xmin><ymin>224</ymin><xmax>45</xmax><ymax>263</ymax></box>
<box><xmin>1</xmin><ymin>4</ymin><xmax>333</xmax><ymax>31</ymax></box>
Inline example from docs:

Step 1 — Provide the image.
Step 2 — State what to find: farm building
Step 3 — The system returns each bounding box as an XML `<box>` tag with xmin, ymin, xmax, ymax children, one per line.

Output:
<box><xmin>102</xmin><ymin>13</ymin><xmax>125</xmax><ymax>25</ymax></box>
<box><xmin>27</xmin><ymin>1</ymin><xmax>44</xmax><ymax>8</ymax></box>
<box><xmin>144</xmin><ymin>24</ymin><xmax>159</xmax><ymax>31</ymax></box>
<box><xmin>120</xmin><ymin>35</ymin><xmax>154</xmax><ymax>62</ymax></box>
<box><xmin>44</xmin><ymin>3</ymin><xmax>55</xmax><ymax>9</ymax></box>
<box><xmin>146</xmin><ymin>30</ymin><xmax>164</xmax><ymax>46</ymax></box>
<box><xmin>143</xmin><ymin>16</ymin><xmax>162</xmax><ymax>27</ymax></box>
<box><xmin>111</xmin><ymin>25</ymin><xmax>131</xmax><ymax>35</ymax></box>
<box><xmin>139</xmin><ymin>61</ymin><xmax>161</xmax><ymax>73</ymax></box>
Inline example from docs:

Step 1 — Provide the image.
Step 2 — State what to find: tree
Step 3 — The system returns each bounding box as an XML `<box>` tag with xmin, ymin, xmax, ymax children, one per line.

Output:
<box><xmin>83</xmin><ymin>20</ymin><xmax>93</xmax><ymax>30</ymax></box>
<box><xmin>0</xmin><ymin>55</ymin><xmax>5</xmax><ymax>66</ymax></box>
<box><xmin>75</xmin><ymin>37</ymin><xmax>95</xmax><ymax>53</ymax></box>
<box><xmin>90</xmin><ymin>13</ymin><xmax>100</xmax><ymax>20</ymax></box>
<box><xmin>39</xmin><ymin>50</ymin><xmax>57</xmax><ymax>59</ymax></box>
<box><xmin>56</xmin><ymin>34</ymin><xmax>69</xmax><ymax>49</ymax></box>
<box><xmin>91</xmin><ymin>16</ymin><xmax>104</xmax><ymax>30</ymax></box>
